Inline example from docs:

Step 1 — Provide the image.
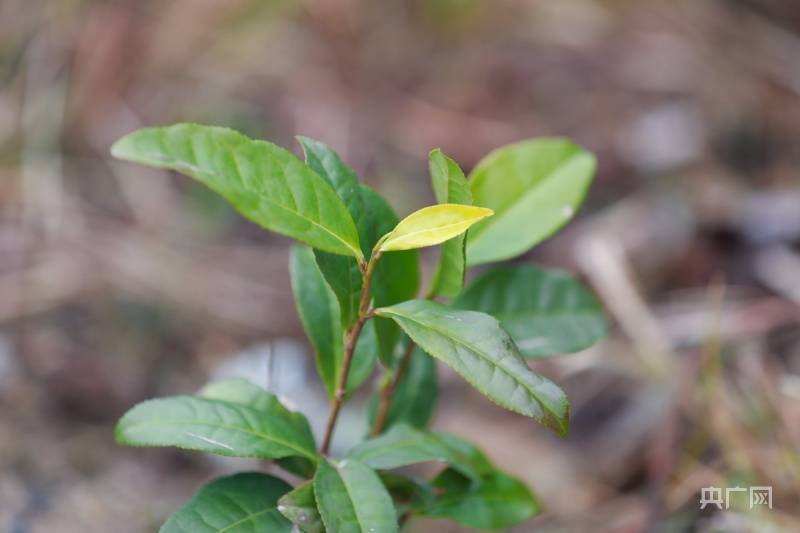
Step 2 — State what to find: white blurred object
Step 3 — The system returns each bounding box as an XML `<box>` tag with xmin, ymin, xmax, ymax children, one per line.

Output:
<box><xmin>0</xmin><ymin>335</ymin><xmax>18</xmax><ymax>391</ymax></box>
<box><xmin>207</xmin><ymin>339</ymin><xmax>369</xmax><ymax>454</ymax></box>
<box><xmin>742</xmin><ymin>191</ymin><xmax>800</xmax><ymax>245</ymax></box>
<box><xmin>618</xmin><ymin>103</ymin><xmax>705</xmax><ymax>172</ymax></box>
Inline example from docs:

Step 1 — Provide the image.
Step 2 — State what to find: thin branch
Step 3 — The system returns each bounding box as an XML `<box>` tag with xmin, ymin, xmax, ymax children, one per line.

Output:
<box><xmin>371</xmin><ymin>339</ymin><xmax>416</xmax><ymax>436</ymax></box>
<box><xmin>319</xmin><ymin>250</ymin><xmax>382</xmax><ymax>455</ymax></box>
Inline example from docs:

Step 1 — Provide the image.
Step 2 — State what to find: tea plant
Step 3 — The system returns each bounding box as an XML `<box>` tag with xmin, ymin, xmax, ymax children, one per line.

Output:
<box><xmin>111</xmin><ymin>124</ymin><xmax>605</xmax><ymax>532</ymax></box>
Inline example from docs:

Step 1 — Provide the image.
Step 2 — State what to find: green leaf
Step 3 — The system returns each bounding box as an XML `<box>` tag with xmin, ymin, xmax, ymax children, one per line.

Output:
<box><xmin>421</xmin><ymin>468</ymin><xmax>540</xmax><ymax>530</ymax></box>
<box><xmin>378</xmin><ymin>204</ymin><xmax>493</xmax><ymax>252</ymax></box>
<box><xmin>368</xmin><ymin>345</ymin><xmax>438</xmax><ymax>430</ymax></box>
<box><xmin>289</xmin><ymin>245</ymin><xmax>375</xmax><ymax>399</ymax></box>
<box><xmin>111</xmin><ymin>124</ymin><xmax>362</xmax><ymax>258</ymax></box>
<box><xmin>379</xmin><ymin>473</ymin><xmax>435</xmax><ymax>516</ymax></box>
<box><xmin>277</xmin><ymin>481</ymin><xmax>324</xmax><ymax>533</ymax></box>
<box><xmin>116</xmin><ymin>394</ymin><xmax>318</xmax><ymax>461</ymax></box>
<box><xmin>348</xmin><ymin>424</ymin><xmax>487</xmax><ymax>480</ymax></box>
<box><xmin>375</xmin><ymin>300</ymin><xmax>569</xmax><ymax>436</ymax></box>
<box><xmin>160</xmin><ymin>472</ymin><xmax>292</xmax><ymax>533</ymax></box>
<box><xmin>360</xmin><ymin>185</ymin><xmax>420</xmax><ymax>363</ymax></box>
<box><xmin>298</xmin><ymin>137</ymin><xmax>366</xmax><ymax>327</ymax></box>
<box><xmin>314</xmin><ymin>458</ymin><xmax>398</xmax><ymax>533</ymax></box>
<box><xmin>430</xmin><ymin>149</ymin><xmax>472</xmax><ymax>206</ymax></box>
<box><xmin>466</xmin><ymin>138</ymin><xmax>596</xmax><ymax>265</ymax></box>
<box><xmin>198</xmin><ymin>378</ymin><xmax>318</xmax><ymax>477</ymax></box>
<box><xmin>428</xmin><ymin>149</ymin><xmax>473</xmax><ymax>298</ymax></box>
<box><xmin>455</xmin><ymin>264</ymin><xmax>607</xmax><ymax>357</ymax></box>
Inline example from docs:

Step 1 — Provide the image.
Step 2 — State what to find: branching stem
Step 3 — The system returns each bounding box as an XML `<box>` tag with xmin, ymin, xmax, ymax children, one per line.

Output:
<box><xmin>320</xmin><ymin>250</ymin><xmax>382</xmax><ymax>455</ymax></box>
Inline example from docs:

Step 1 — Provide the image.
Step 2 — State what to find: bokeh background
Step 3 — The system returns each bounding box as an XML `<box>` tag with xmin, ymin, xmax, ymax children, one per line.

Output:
<box><xmin>2</xmin><ymin>0</ymin><xmax>800</xmax><ymax>531</ymax></box>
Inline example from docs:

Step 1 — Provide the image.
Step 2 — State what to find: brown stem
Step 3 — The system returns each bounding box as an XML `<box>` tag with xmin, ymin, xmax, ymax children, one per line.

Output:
<box><xmin>371</xmin><ymin>339</ymin><xmax>416</xmax><ymax>436</ymax></box>
<box><xmin>319</xmin><ymin>251</ymin><xmax>381</xmax><ymax>455</ymax></box>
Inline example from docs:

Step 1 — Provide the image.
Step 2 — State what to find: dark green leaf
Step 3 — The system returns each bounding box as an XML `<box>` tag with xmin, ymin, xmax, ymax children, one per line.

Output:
<box><xmin>421</xmin><ymin>468</ymin><xmax>540</xmax><ymax>530</ymax></box>
<box><xmin>160</xmin><ymin>472</ymin><xmax>292</xmax><ymax>533</ymax></box>
<box><xmin>116</xmin><ymin>395</ymin><xmax>317</xmax><ymax>461</ymax></box>
<box><xmin>375</xmin><ymin>300</ymin><xmax>570</xmax><ymax>436</ymax></box>
<box><xmin>289</xmin><ymin>245</ymin><xmax>375</xmax><ymax>399</ymax></box>
<box><xmin>428</xmin><ymin>149</ymin><xmax>472</xmax><ymax>298</ymax></box>
<box><xmin>277</xmin><ymin>481</ymin><xmax>323</xmax><ymax>533</ymax></box>
<box><xmin>466</xmin><ymin>138</ymin><xmax>595</xmax><ymax>265</ymax></box>
<box><xmin>379</xmin><ymin>473</ymin><xmax>435</xmax><ymax>516</ymax></box>
<box><xmin>298</xmin><ymin>137</ymin><xmax>366</xmax><ymax>327</ymax></box>
<box><xmin>455</xmin><ymin>264</ymin><xmax>607</xmax><ymax>357</ymax></box>
<box><xmin>348</xmin><ymin>424</ymin><xmax>487</xmax><ymax>480</ymax></box>
<box><xmin>314</xmin><ymin>458</ymin><xmax>398</xmax><ymax>533</ymax></box>
<box><xmin>368</xmin><ymin>345</ymin><xmax>438</xmax><ymax>430</ymax></box>
<box><xmin>111</xmin><ymin>124</ymin><xmax>362</xmax><ymax>258</ymax></box>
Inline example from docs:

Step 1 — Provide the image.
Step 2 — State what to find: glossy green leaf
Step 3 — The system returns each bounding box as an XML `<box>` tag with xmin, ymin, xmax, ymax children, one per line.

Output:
<box><xmin>111</xmin><ymin>124</ymin><xmax>362</xmax><ymax>258</ymax></box>
<box><xmin>375</xmin><ymin>300</ymin><xmax>569</xmax><ymax>436</ymax></box>
<box><xmin>348</xmin><ymin>424</ymin><xmax>486</xmax><ymax>480</ymax></box>
<box><xmin>198</xmin><ymin>378</ymin><xmax>318</xmax><ymax>477</ymax></box>
<box><xmin>378</xmin><ymin>204</ymin><xmax>492</xmax><ymax>252</ymax></box>
<box><xmin>466</xmin><ymin>138</ymin><xmax>596</xmax><ymax>265</ymax></box>
<box><xmin>368</xmin><ymin>346</ymin><xmax>438</xmax><ymax>430</ymax></box>
<box><xmin>289</xmin><ymin>245</ymin><xmax>376</xmax><ymax>399</ymax></box>
<box><xmin>428</xmin><ymin>149</ymin><xmax>473</xmax><ymax>298</ymax></box>
<box><xmin>298</xmin><ymin>137</ymin><xmax>366</xmax><ymax>327</ymax></box>
<box><xmin>314</xmin><ymin>458</ymin><xmax>398</xmax><ymax>533</ymax></box>
<box><xmin>455</xmin><ymin>264</ymin><xmax>607</xmax><ymax>357</ymax></box>
<box><xmin>115</xmin><ymin>394</ymin><xmax>318</xmax><ymax>461</ymax></box>
<box><xmin>277</xmin><ymin>481</ymin><xmax>323</xmax><ymax>533</ymax></box>
<box><xmin>361</xmin><ymin>186</ymin><xmax>420</xmax><ymax>363</ymax></box>
<box><xmin>161</xmin><ymin>473</ymin><xmax>292</xmax><ymax>533</ymax></box>
<box><xmin>421</xmin><ymin>468</ymin><xmax>540</xmax><ymax>530</ymax></box>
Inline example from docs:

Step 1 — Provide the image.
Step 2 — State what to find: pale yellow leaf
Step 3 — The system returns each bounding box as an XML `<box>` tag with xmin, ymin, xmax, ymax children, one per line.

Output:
<box><xmin>378</xmin><ymin>204</ymin><xmax>493</xmax><ymax>252</ymax></box>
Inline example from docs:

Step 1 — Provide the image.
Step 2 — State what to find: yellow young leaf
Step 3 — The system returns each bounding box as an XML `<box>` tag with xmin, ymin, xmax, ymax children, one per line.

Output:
<box><xmin>378</xmin><ymin>204</ymin><xmax>493</xmax><ymax>252</ymax></box>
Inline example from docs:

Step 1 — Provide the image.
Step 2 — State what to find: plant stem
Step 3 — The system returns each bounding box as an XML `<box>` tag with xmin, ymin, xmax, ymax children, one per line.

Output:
<box><xmin>371</xmin><ymin>339</ymin><xmax>416</xmax><ymax>436</ymax></box>
<box><xmin>319</xmin><ymin>251</ymin><xmax>381</xmax><ymax>455</ymax></box>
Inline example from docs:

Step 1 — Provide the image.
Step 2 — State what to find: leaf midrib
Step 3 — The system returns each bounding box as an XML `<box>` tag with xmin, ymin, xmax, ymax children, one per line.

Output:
<box><xmin>379</xmin><ymin>309</ymin><xmax>555</xmax><ymax>419</ymax></box>
<box><xmin>172</xmin><ymin>158</ymin><xmax>362</xmax><ymax>259</ymax></box>
<box><xmin>218</xmin><ymin>507</ymin><xmax>280</xmax><ymax>532</ymax></box>
<box><xmin>123</xmin><ymin>417</ymin><xmax>315</xmax><ymax>460</ymax></box>
<box><xmin>383</xmin><ymin>218</ymin><xmax>483</xmax><ymax>250</ymax></box>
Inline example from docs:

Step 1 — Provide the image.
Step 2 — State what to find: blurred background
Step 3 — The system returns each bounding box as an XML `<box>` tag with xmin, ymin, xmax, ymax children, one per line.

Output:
<box><xmin>1</xmin><ymin>0</ymin><xmax>800</xmax><ymax>531</ymax></box>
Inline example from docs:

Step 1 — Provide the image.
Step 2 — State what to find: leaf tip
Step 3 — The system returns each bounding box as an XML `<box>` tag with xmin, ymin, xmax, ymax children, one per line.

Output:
<box><xmin>109</xmin><ymin>132</ymin><xmax>136</xmax><ymax>160</ymax></box>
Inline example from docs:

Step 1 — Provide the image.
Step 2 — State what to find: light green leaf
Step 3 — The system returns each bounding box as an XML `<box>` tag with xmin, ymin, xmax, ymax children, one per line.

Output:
<box><xmin>199</xmin><ymin>378</ymin><xmax>279</xmax><ymax>410</ymax></box>
<box><xmin>428</xmin><ymin>149</ymin><xmax>472</xmax><ymax>298</ymax></box>
<box><xmin>466</xmin><ymin>138</ymin><xmax>596</xmax><ymax>265</ymax></box>
<box><xmin>455</xmin><ymin>264</ymin><xmax>606</xmax><ymax>357</ymax></box>
<box><xmin>289</xmin><ymin>245</ymin><xmax>376</xmax><ymax>399</ymax></box>
<box><xmin>375</xmin><ymin>300</ymin><xmax>569</xmax><ymax>436</ymax></box>
<box><xmin>277</xmin><ymin>481</ymin><xmax>324</xmax><ymax>533</ymax></box>
<box><xmin>115</xmin><ymin>395</ymin><xmax>318</xmax><ymax>461</ymax></box>
<box><xmin>314</xmin><ymin>459</ymin><xmax>398</xmax><ymax>533</ymax></box>
<box><xmin>298</xmin><ymin>137</ymin><xmax>365</xmax><ymax>327</ymax></box>
<box><xmin>348</xmin><ymin>424</ymin><xmax>486</xmax><ymax>480</ymax></box>
<box><xmin>378</xmin><ymin>204</ymin><xmax>493</xmax><ymax>252</ymax></box>
<box><xmin>111</xmin><ymin>124</ymin><xmax>362</xmax><ymax>258</ymax></box>
<box><xmin>161</xmin><ymin>473</ymin><xmax>292</xmax><ymax>533</ymax></box>
<box><xmin>368</xmin><ymin>345</ymin><xmax>437</xmax><ymax>430</ymax></box>
<box><xmin>360</xmin><ymin>186</ymin><xmax>420</xmax><ymax>363</ymax></box>
<box><xmin>421</xmin><ymin>468</ymin><xmax>540</xmax><ymax>530</ymax></box>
